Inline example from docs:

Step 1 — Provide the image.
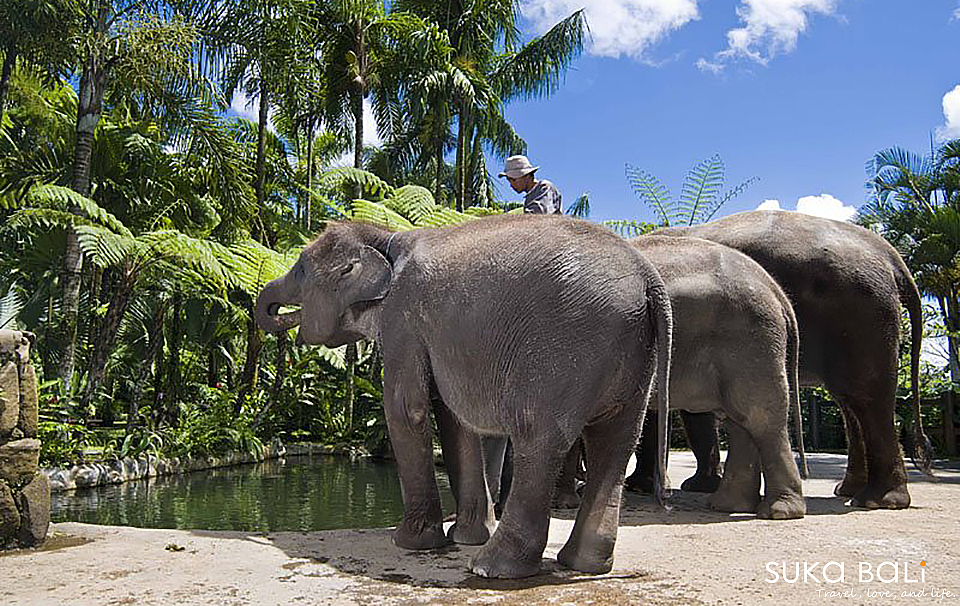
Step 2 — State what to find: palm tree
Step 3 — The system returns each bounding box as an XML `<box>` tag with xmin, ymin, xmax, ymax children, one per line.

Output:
<box><xmin>0</xmin><ymin>0</ymin><xmax>78</xmax><ymax>125</ymax></box>
<box><xmin>56</xmin><ymin>0</ymin><xmax>200</xmax><ymax>390</ymax></box>
<box><xmin>860</xmin><ymin>140</ymin><xmax>960</xmax><ymax>383</ymax></box>
<box><xmin>398</xmin><ymin>0</ymin><xmax>586</xmax><ymax>211</ymax></box>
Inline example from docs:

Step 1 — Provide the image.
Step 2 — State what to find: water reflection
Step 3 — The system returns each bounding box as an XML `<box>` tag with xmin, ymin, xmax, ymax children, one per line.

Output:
<box><xmin>51</xmin><ymin>455</ymin><xmax>455</xmax><ymax>532</ymax></box>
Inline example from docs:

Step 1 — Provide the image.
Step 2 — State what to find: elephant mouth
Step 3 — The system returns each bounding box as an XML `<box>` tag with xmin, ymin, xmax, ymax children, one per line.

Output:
<box><xmin>264</xmin><ymin>302</ymin><xmax>302</xmax><ymax>332</ymax></box>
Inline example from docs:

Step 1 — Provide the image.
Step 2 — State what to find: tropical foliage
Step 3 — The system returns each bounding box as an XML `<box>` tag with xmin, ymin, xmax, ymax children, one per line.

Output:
<box><xmin>0</xmin><ymin>0</ymin><xmax>586</xmax><ymax>465</ymax></box>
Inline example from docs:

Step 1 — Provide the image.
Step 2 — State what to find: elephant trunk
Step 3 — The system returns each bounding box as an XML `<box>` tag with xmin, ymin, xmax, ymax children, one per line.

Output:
<box><xmin>255</xmin><ymin>273</ymin><xmax>302</xmax><ymax>333</ymax></box>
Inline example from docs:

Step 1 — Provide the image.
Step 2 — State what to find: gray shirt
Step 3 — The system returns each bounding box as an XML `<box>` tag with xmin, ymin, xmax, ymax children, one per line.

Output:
<box><xmin>523</xmin><ymin>179</ymin><xmax>563</xmax><ymax>215</ymax></box>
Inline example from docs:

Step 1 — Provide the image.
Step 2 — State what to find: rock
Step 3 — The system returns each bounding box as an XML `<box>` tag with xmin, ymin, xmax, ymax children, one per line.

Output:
<box><xmin>0</xmin><ymin>361</ymin><xmax>19</xmax><ymax>436</ymax></box>
<box><xmin>17</xmin><ymin>473</ymin><xmax>50</xmax><ymax>547</ymax></box>
<box><xmin>74</xmin><ymin>465</ymin><xmax>102</xmax><ymax>488</ymax></box>
<box><xmin>0</xmin><ymin>438</ymin><xmax>40</xmax><ymax>486</ymax></box>
<box><xmin>17</xmin><ymin>361</ymin><xmax>38</xmax><ymax>438</ymax></box>
<box><xmin>0</xmin><ymin>481</ymin><xmax>20</xmax><ymax>543</ymax></box>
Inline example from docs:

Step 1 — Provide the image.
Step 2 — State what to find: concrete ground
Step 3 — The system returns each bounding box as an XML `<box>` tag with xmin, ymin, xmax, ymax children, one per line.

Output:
<box><xmin>1</xmin><ymin>452</ymin><xmax>958</xmax><ymax>606</ymax></box>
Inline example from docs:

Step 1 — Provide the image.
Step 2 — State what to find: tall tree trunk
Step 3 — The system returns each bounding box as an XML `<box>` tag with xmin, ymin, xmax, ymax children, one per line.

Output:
<box><xmin>254</xmin><ymin>80</ymin><xmax>270</xmax><ymax>241</ymax></box>
<box><xmin>128</xmin><ymin>300</ymin><xmax>168</xmax><ymax>434</ymax></box>
<box><xmin>344</xmin><ymin>340</ymin><xmax>356</xmax><ymax>434</ymax></box>
<box><xmin>305</xmin><ymin>120</ymin><xmax>314</xmax><ymax>231</ymax></box>
<box><xmin>238</xmin><ymin>302</ymin><xmax>263</xmax><ymax>410</ymax></box>
<box><xmin>0</xmin><ymin>43</ymin><xmax>17</xmax><ymax>126</ymax></box>
<box><xmin>80</xmin><ymin>263</ymin><xmax>134</xmax><ymax>411</ymax></box>
<box><xmin>164</xmin><ymin>291</ymin><xmax>183</xmax><ymax>426</ymax></box>
<box><xmin>455</xmin><ymin>100</ymin><xmax>472</xmax><ymax>212</ymax></box>
<box><xmin>435</xmin><ymin>139</ymin><xmax>444</xmax><ymax>204</ymax></box>
<box><xmin>942</xmin><ymin>293</ymin><xmax>960</xmax><ymax>385</ymax></box>
<box><xmin>254</xmin><ymin>330</ymin><xmax>289</xmax><ymax>429</ymax></box>
<box><xmin>61</xmin><ymin>8</ymin><xmax>109</xmax><ymax>390</ymax></box>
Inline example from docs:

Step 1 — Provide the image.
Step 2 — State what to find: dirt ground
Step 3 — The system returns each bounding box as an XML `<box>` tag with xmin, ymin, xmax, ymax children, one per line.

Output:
<box><xmin>1</xmin><ymin>452</ymin><xmax>958</xmax><ymax>606</ymax></box>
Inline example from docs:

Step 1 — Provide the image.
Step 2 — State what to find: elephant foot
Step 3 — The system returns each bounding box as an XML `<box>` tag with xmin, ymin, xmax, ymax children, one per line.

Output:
<box><xmin>709</xmin><ymin>487</ymin><xmax>761</xmax><ymax>514</ymax></box>
<box><xmin>552</xmin><ymin>490</ymin><xmax>581</xmax><ymax>509</ymax></box>
<box><xmin>680</xmin><ymin>472</ymin><xmax>722</xmax><ymax>493</ymax></box>
<box><xmin>557</xmin><ymin>541</ymin><xmax>614</xmax><ymax>575</ymax></box>
<box><xmin>393</xmin><ymin>521</ymin><xmax>449</xmax><ymax>550</ymax></box>
<box><xmin>757</xmin><ymin>492</ymin><xmax>806</xmax><ymax>520</ymax></box>
<box><xmin>850</xmin><ymin>484</ymin><xmax>910</xmax><ymax>510</ymax></box>
<box><xmin>834</xmin><ymin>476</ymin><xmax>867</xmax><ymax>497</ymax></box>
<box><xmin>447</xmin><ymin>516</ymin><xmax>495</xmax><ymax>545</ymax></box>
<box><xmin>623</xmin><ymin>472</ymin><xmax>655</xmax><ymax>494</ymax></box>
<box><xmin>469</xmin><ymin>538</ymin><xmax>541</xmax><ymax>579</ymax></box>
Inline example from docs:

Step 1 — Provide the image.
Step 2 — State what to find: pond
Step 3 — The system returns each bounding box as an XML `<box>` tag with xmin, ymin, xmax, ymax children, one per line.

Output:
<box><xmin>51</xmin><ymin>454</ymin><xmax>455</xmax><ymax>532</ymax></box>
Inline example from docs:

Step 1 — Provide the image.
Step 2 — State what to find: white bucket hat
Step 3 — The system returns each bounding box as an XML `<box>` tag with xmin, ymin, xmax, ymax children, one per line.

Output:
<box><xmin>499</xmin><ymin>155</ymin><xmax>539</xmax><ymax>179</ymax></box>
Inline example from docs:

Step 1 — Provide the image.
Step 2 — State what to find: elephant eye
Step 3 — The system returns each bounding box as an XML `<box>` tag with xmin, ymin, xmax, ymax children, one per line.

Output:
<box><xmin>339</xmin><ymin>262</ymin><xmax>355</xmax><ymax>276</ymax></box>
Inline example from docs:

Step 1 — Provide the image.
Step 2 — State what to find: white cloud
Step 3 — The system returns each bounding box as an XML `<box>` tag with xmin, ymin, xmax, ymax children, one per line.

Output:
<box><xmin>521</xmin><ymin>0</ymin><xmax>700</xmax><ymax>60</ymax></box>
<box><xmin>229</xmin><ymin>89</ymin><xmax>276</xmax><ymax>132</ymax></box>
<box><xmin>756</xmin><ymin>194</ymin><xmax>857</xmax><ymax>222</ymax></box>
<box><xmin>953</xmin><ymin>3</ymin><xmax>960</xmax><ymax>21</ymax></box>
<box><xmin>936</xmin><ymin>85</ymin><xmax>960</xmax><ymax>141</ymax></box>
<box><xmin>698</xmin><ymin>0</ymin><xmax>841</xmax><ymax>72</ymax></box>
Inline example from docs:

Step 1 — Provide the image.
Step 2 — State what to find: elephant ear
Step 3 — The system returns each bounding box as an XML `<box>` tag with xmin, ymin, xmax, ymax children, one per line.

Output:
<box><xmin>340</xmin><ymin>245</ymin><xmax>392</xmax><ymax>306</ymax></box>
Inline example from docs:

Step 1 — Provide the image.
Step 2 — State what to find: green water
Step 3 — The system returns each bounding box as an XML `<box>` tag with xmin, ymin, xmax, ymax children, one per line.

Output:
<box><xmin>51</xmin><ymin>455</ymin><xmax>455</xmax><ymax>532</ymax></box>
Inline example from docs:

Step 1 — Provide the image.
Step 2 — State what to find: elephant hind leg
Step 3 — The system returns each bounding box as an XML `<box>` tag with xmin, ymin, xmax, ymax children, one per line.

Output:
<box><xmin>624</xmin><ymin>410</ymin><xmax>660</xmax><ymax>493</ymax></box>
<box><xmin>469</xmin><ymin>431</ymin><xmax>572</xmax><ymax>579</ymax></box>
<box><xmin>557</xmin><ymin>401</ymin><xmax>644</xmax><ymax>574</ymax></box>
<box><xmin>709</xmin><ymin>420</ymin><xmax>762</xmax><ymax>513</ymax></box>
<box><xmin>841</xmin><ymin>393</ymin><xmax>910</xmax><ymax>509</ymax></box>
<box><xmin>833</xmin><ymin>402</ymin><xmax>868</xmax><ymax>497</ymax></box>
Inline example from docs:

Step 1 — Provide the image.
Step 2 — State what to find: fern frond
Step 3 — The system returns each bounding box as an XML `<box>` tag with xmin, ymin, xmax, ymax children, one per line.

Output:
<box><xmin>603</xmin><ymin>219</ymin><xmax>657</xmax><ymax>238</ymax></box>
<box><xmin>625</xmin><ymin>164</ymin><xmax>674</xmax><ymax>226</ymax></box>
<box><xmin>711</xmin><ymin>176</ymin><xmax>759</xmax><ymax>223</ymax></box>
<box><xmin>382</xmin><ymin>185</ymin><xmax>437</xmax><ymax>223</ymax></box>
<box><xmin>347</xmin><ymin>200</ymin><xmax>416</xmax><ymax>231</ymax></box>
<box><xmin>25</xmin><ymin>184</ymin><xmax>132</xmax><ymax>236</ymax></box>
<box><xmin>678</xmin><ymin>154</ymin><xmax>724</xmax><ymax>226</ymax></box>
<box><xmin>315</xmin><ymin>167</ymin><xmax>394</xmax><ymax>200</ymax></box>
<box><xmin>416</xmin><ymin>207</ymin><xmax>475</xmax><ymax>227</ymax></box>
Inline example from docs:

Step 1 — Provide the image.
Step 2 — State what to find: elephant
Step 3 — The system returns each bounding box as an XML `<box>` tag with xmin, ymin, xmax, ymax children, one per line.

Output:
<box><xmin>630</xmin><ymin>210</ymin><xmax>930</xmax><ymax>510</ymax></box>
<box><xmin>255</xmin><ymin>215</ymin><xmax>673</xmax><ymax>578</ymax></box>
<box><xmin>546</xmin><ymin>236</ymin><xmax>808</xmax><ymax>518</ymax></box>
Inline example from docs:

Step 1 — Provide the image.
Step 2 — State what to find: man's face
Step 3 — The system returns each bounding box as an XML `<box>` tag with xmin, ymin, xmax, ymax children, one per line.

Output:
<box><xmin>507</xmin><ymin>173</ymin><xmax>533</xmax><ymax>193</ymax></box>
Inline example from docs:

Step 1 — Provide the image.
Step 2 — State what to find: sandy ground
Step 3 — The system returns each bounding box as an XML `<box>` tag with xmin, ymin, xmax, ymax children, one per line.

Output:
<box><xmin>1</xmin><ymin>452</ymin><xmax>958</xmax><ymax>606</ymax></box>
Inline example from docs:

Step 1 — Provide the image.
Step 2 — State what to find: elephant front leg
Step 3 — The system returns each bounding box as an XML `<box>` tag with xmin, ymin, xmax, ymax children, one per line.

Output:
<box><xmin>383</xmin><ymin>365</ymin><xmax>448</xmax><ymax>550</ymax></box>
<box><xmin>679</xmin><ymin>410</ymin><xmax>722</xmax><ymax>493</ymax></box>
<box><xmin>470</xmin><ymin>435</ymin><xmax>569</xmax><ymax>578</ymax></box>
<box><xmin>434</xmin><ymin>402</ymin><xmax>496</xmax><ymax>544</ymax></box>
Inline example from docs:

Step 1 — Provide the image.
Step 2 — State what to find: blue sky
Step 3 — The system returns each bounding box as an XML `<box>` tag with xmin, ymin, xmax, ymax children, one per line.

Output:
<box><xmin>227</xmin><ymin>1</ymin><xmax>960</xmax><ymax>225</ymax></box>
<box><xmin>499</xmin><ymin>0</ymin><xmax>960</xmax><ymax>223</ymax></box>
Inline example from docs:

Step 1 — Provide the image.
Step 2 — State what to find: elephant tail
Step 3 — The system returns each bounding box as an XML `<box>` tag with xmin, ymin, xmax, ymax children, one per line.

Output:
<box><xmin>784</xmin><ymin>301</ymin><xmax>808</xmax><ymax>479</ymax></box>
<box><xmin>899</xmin><ymin>268</ymin><xmax>934</xmax><ymax>476</ymax></box>
<box><xmin>648</xmin><ymin>279</ymin><xmax>673</xmax><ymax>508</ymax></box>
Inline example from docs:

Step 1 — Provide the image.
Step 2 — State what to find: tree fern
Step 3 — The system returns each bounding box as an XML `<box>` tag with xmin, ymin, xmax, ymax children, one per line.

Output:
<box><xmin>603</xmin><ymin>219</ymin><xmax>656</xmax><ymax>238</ymax></box>
<box><xmin>626</xmin><ymin>155</ymin><xmax>757</xmax><ymax>226</ymax></box>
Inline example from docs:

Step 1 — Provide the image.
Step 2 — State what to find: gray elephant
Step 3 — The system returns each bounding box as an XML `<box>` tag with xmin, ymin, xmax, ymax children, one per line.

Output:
<box><xmin>637</xmin><ymin>210</ymin><xmax>930</xmax><ymax>510</ymax></box>
<box><xmin>255</xmin><ymin>215</ymin><xmax>672</xmax><ymax>578</ymax></box>
<box><xmin>543</xmin><ymin>236</ymin><xmax>808</xmax><ymax>518</ymax></box>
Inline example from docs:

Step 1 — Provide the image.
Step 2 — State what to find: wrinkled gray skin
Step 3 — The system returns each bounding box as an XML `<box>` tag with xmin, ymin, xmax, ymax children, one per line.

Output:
<box><xmin>647</xmin><ymin>211</ymin><xmax>928</xmax><ymax>510</ymax></box>
<box><xmin>632</xmin><ymin>236</ymin><xmax>806</xmax><ymax>518</ymax></box>
<box><xmin>256</xmin><ymin>215</ymin><xmax>672</xmax><ymax>578</ymax></box>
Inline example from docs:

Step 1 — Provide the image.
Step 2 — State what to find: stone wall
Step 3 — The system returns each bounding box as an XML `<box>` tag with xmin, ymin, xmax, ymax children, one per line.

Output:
<box><xmin>0</xmin><ymin>330</ymin><xmax>49</xmax><ymax>548</ymax></box>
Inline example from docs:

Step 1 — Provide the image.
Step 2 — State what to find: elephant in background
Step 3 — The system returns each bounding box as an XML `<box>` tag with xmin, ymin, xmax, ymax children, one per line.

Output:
<box><xmin>256</xmin><ymin>215</ymin><xmax>672</xmax><ymax>578</ymax></box>
<box><xmin>640</xmin><ymin>210</ymin><xmax>931</xmax><ymax>509</ymax></box>
<box><xmin>503</xmin><ymin>236</ymin><xmax>809</xmax><ymax>518</ymax></box>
